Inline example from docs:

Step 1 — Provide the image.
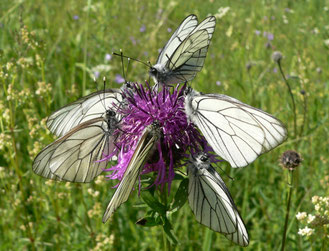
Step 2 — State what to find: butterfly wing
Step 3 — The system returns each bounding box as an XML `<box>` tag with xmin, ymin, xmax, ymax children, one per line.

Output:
<box><xmin>164</xmin><ymin>30</ymin><xmax>210</xmax><ymax>84</ymax></box>
<box><xmin>32</xmin><ymin>143</ymin><xmax>62</xmax><ymax>181</ymax></box>
<box><xmin>191</xmin><ymin>15</ymin><xmax>216</xmax><ymax>39</ymax></box>
<box><xmin>33</xmin><ymin>117</ymin><xmax>116</xmax><ymax>183</ymax></box>
<box><xmin>157</xmin><ymin>14</ymin><xmax>198</xmax><ymax>65</ymax></box>
<box><xmin>47</xmin><ymin>89</ymin><xmax>122</xmax><ymax>137</ymax></box>
<box><xmin>185</xmin><ymin>91</ymin><xmax>287</xmax><ymax>168</ymax></box>
<box><xmin>187</xmin><ymin>160</ymin><xmax>249</xmax><ymax>246</ymax></box>
<box><xmin>102</xmin><ymin>123</ymin><xmax>161</xmax><ymax>222</ymax></box>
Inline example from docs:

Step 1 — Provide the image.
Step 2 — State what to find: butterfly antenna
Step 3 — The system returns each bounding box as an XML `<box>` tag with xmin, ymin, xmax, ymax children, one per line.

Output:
<box><xmin>214</xmin><ymin>164</ymin><xmax>234</xmax><ymax>181</ymax></box>
<box><xmin>112</xmin><ymin>52</ymin><xmax>149</xmax><ymax>67</ymax></box>
<box><xmin>119</xmin><ymin>49</ymin><xmax>126</xmax><ymax>81</ymax></box>
<box><xmin>126</xmin><ymin>58</ymin><xmax>131</xmax><ymax>81</ymax></box>
<box><xmin>175</xmin><ymin>169</ymin><xmax>187</xmax><ymax>176</ymax></box>
<box><xmin>101</xmin><ymin>77</ymin><xmax>107</xmax><ymax>110</ymax></box>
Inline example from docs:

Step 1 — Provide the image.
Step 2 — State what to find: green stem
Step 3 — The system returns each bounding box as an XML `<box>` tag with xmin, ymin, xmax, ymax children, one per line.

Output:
<box><xmin>299</xmin><ymin>93</ymin><xmax>307</xmax><ymax>137</ymax></box>
<box><xmin>160</xmin><ymin>185</ymin><xmax>171</xmax><ymax>251</ymax></box>
<box><xmin>281</xmin><ymin>170</ymin><xmax>294</xmax><ymax>251</ymax></box>
<box><xmin>277</xmin><ymin>61</ymin><xmax>297</xmax><ymax>139</ymax></box>
<box><xmin>82</xmin><ymin>0</ymin><xmax>92</xmax><ymax>96</ymax></box>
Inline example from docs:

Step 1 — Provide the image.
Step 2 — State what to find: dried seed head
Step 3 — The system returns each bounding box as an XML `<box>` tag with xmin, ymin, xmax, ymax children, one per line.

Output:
<box><xmin>280</xmin><ymin>150</ymin><xmax>302</xmax><ymax>170</ymax></box>
<box><xmin>272</xmin><ymin>51</ymin><xmax>283</xmax><ymax>63</ymax></box>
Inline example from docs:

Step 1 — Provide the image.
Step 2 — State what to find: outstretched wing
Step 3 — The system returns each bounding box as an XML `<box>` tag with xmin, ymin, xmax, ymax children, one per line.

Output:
<box><xmin>47</xmin><ymin>89</ymin><xmax>122</xmax><ymax>137</ymax></box>
<box><xmin>188</xmin><ymin>164</ymin><xmax>249</xmax><ymax>246</ymax></box>
<box><xmin>102</xmin><ymin>123</ymin><xmax>161</xmax><ymax>222</ymax></box>
<box><xmin>157</xmin><ymin>14</ymin><xmax>198</xmax><ymax>65</ymax></box>
<box><xmin>185</xmin><ymin>92</ymin><xmax>287</xmax><ymax>168</ymax></box>
<box><xmin>33</xmin><ymin>118</ymin><xmax>115</xmax><ymax>183</ymax></box>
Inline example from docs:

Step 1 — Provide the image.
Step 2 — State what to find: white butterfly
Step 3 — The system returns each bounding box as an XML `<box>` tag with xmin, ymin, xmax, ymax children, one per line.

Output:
<box><xmin>149</xmin><ymin>14</ymin><xmax>216</xmax><ymax>86</ymax></box>
<box><xmin>102</xmin><ymin>121</ymin><xmax>162</xmax><ymax>222</ymax></box>
<box><xmin>187</xmin><ymin>152</ymin><xmax>249</xmax><ymax>246</ymax></box>
<box><xmin>46</xmin><ymin>86</ymin><xmax>132</xmax><ymax>137</ymax></box>
<box><xmin>33</xmin><ymin>110</ymin><xmax>119</xmax><ymax>182</ymax></box>
<box><xmin>184</xmin><ymin>87</ymin><xmax>287</xmax><ymax>168</ymax></box>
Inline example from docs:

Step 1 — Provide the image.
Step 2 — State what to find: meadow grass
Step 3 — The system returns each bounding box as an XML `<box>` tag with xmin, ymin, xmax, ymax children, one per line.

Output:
<box><xmin>0</xmin><ymin>0</ymin><xmax>329</xmax><ymax>250</ymax></box>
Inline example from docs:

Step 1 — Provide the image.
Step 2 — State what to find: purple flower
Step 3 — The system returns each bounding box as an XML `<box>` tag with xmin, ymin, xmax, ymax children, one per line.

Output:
<box><xmin>73</xmin><ymin>15</ymin><xmax>79</xmax><ymax>20</ymax></box>
<box><xmin>255</xmin><ymin>30</ymin><xmax>261</xmax><ymax>36</ymax></box>
<box><xmin>94</xmin><ymin>71</ymin><xmax>100</xmax><ymax>79</ymax></box>
<box><xmin>105</xmin><ymin>53</ymin><xmax>112</xmax><ymax>62</ymax></box>
<box><xmin>104</xmin><ymin>83</ymin><xmax>214</xmax><ymax>192</ymax></box>
<box><xmin>216</xmin><ymin>81</ymin><xmax>221</xmax><ymax>86</ymax></box>
<box><xmin>267</xmin><ymin>33</ymin><xmax>274</xmax><ymax>41</ymax></box>
<box><xmin>167</xmin><ymin>28</ymin><xmax>172</xmax><ymax>33</ymax></box>
<box><xmin>273</xmin><ymin>67</ymin><xmax>278</xmax><ymax>73</ymax></box>
<box><xmin>130</xmin><ymin>36</ymin><xmax>137</xmax><ymax>45</ymax></box>
<box><xmin>115</xmin><ymin>74</ymin><xmax>125</xmax><ymax>84</ymax></box>
<box><xmin>140</xmin><ymin>24</ymin><xmax>146</xmax><ymax>33</ymax></box>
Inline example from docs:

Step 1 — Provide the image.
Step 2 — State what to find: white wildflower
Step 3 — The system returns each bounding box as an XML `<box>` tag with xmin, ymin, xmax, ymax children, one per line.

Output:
<box><xmin>307</xmin><ymin>214</ymin><xmax>316</xmax><ymax>224</ymax></box>
<box><xmin>298</xmin><ymin>227</ymin><xmax>314</xmax><ymax>236</ymax></box>
<box><xmin>214</xmin><ymin>7</ymin><xmax>230</xmax><ymax>19</ymax></box>
<box><xmin>296</xmin><ymin>212</ymin><xmax>307</xmax><ymax>221</ymax></box>
<box><xmin>312</xmin><ymin>196</ymin><xmax>319</xmax><ymax>204</ymax></box>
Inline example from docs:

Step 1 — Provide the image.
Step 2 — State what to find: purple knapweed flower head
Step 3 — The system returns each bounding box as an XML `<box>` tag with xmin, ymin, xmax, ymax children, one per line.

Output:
<box><xmin>115</xmin><ymin>74</ymin><xmax>125</xmax><ymax>84</ymax></box>
<box><xmin>140</xmin><ymin>24</ymin><xmax>146</xmax><ymax>32</ymax></box>
<box><xmin>105</xmin><ymin>53</ymin><xmax>112</xmax><ymax>62</ymax></box>
<box><xmin>267</xmin><ymin>33</ymin><xmax>274</xmax><ymax>41</ymax></box>
<box><xmin>105</xmin><ymin>83</ymin><xmax>215</xmax><ymax>192</ymax></box>
<box><xmin>94</xmin><ymin>71</ymin><xmax>100</xmax><ymax>79</ymax></box>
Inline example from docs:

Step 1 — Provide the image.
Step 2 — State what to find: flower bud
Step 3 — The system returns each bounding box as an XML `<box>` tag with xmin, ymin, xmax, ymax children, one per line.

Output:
<box><xmin>280</xmin><ymin>150</ymin><xmax>302</xmax><ymax>170</ymax></box>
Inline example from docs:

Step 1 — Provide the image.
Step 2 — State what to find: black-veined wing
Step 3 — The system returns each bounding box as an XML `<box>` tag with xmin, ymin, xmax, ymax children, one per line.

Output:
<box><xmin>165</xmin><ymin>30</ymin><xmax>210</xmax><ymax>84</ymax></box>
<box><xmin>156</xmin><ymin>14</ymin><xmax>198</xmax><ymax>65</ymax></box>
<box><xmin>187</xmin><ymin>152</ymin><xmax>249</xmax><ymax>246</ymax></box>
<box><xmin>150</xmin><ymin>15</ymin><xmax>216</xmax><ymax>86</ymax></box>
<box><xmin>33</xmin><ymin>110</ymin><xmax>119</xmax><ymax>183</ymax></box>
<box><xmin>184</xmin><ymin>88</ymin><xmax>287</xmax><ymax>168</ymax></box>
<box><xmin>102</xmin><ymin>121</ymin><xmax>161</xmax><ymax>222</ymax></box>
<box><xmin>47</xmin><ymin>89</ymin><xmax>122</xmax><ymax>137</ymax></box>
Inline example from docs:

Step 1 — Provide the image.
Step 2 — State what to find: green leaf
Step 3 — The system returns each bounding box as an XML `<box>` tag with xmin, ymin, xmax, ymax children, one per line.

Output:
<box><xmin>172</xmin><ymin>172</ymin><xmax>186</xmax><ymax>180</ymax></box>
<box><xmin>162</xmin><ymin>217</ymin><xmax>179</xmax><ymax>245</ymax></box>
<box><xmin>136</xmin><ymin>216</ymin><xmax>162</xmax><ymax>227</ymax></box>
<box><xmin>171</xmin><ymin>178</ymin><xmax>188</xmax><ymax>211</ymax></box>
<box><xmin>141</xmin><ymin>190</ymin><xmax>167</xmax><ymax>215</ymax></box>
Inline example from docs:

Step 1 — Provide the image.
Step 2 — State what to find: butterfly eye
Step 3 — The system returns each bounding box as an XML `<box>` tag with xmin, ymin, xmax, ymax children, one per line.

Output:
<box><xmin>184</xmin><ymin>87</ymin><xmax>192</xmax><ymax>96</ymax></box>
<box><xmin>151</xmin><ymin>120</ymin><xmax>160</xmax><ymax>127</ymax></box>
<box><xmin>107</xmin><ymin>110</ymin><xmax>116</xmax><ymax>117</ymax></box>
<box><xmin>149</xmin><ymin>67</ymin><xmax>157</xmax><ymax>75</ymax></box>
<box><xmin>199</xmin><ymin>154</ymin><xmax>209</xmax><ymax>162</ymax></box>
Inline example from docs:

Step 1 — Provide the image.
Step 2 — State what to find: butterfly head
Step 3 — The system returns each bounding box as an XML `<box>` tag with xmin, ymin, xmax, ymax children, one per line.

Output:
<box><xmin>184</xmin><ymin>86</ymin><xmax>193</xmax><ymax>96</ymax></box>
<box><xmin>149</xmin><ymin>67</ymin><xmax>158</xmax><ymax>77</ymax></box>
<box><xmin>106</xmin><ymin>109</ymin><xmax>116</xmax><ymax>118</ymax></box>
<box><xmin>123</xmin><ymin>81</ymin><xmax>133</xmax><ymax>90</ymax></box>
<box><xmin>192</xmin><ymin>152</ymin><xmax>210</xmax><ymax>168</ymax></box>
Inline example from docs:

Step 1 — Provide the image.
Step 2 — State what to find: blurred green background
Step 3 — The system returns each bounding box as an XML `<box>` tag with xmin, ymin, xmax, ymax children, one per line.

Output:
<box><xmin>0</xmin><ymin>0</ymin><xmax>328</xmax><ymax>250</ymax></box>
